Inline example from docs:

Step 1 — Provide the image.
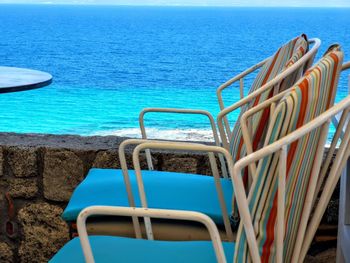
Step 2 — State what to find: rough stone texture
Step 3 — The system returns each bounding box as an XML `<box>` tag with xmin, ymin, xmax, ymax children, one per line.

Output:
<box><xmin>0</xmin><ymin>242</ymin><xmax>13</xmax><ymax>263</ymax></box>
<box><xmin>162</xmin><ymin>156</ymin><xmax>198</xmax><ymax>173</ymax></box>
<box><xmin>109</xmin><ymin>150</ymin><xmax>159</xmax><ymax>170</ymax></box>
<box><xmin>18</xmin><ymin>203</ymin><xmax>69</xmax><ymax>263</ymax></box>
<box><xmin>0</xmin><ymin>147</ymin><xmax>4</xmax><ymax>177</ymax></box>
<box><xmin>7</xmin><ymin>178</ymin><xmax>38</xmax><ymax>199</ymax></box>
<box><xmin>43</xmin><ymin>149</ymin><xmax>85</xmax><ymax>201</ymax></box>
<box><xmin>7</xmin><ymin>147</ymin><xmax>37</xmax><ymax>178</ymax></box>
<box><xmin>92</xmin><ymin>150</ymin><xmax>120</xmax><ymax>168</ymax></box>
<box><xmin>92</xmin><ymin>150</ymin><xmax>159</xmax><ymax>170</ymax></box>
<box><xmin>305</xmin><ymin>248</ymin><xmax>336</xmax><ymax>263</ymax></box>
<box><xmin>126</xmin><ymin>152</ymin><xmax>159</xmax><ymax>170</ymax></box>
<box><xmin>0</xmin><ymin>132</ymin><xmax>128</xmax><ymax>150</ymax></box>
<box><xmin>196</xmin><ymin>155</ymin><xmax>221</xmax><ymax>176</ymax></box>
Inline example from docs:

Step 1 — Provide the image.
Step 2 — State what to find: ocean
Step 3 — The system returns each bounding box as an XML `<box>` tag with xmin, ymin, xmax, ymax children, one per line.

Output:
<box><xmin>0</xmin><ymin>5</ymin><xmax>349</xmax><ymax>141</ymax></box>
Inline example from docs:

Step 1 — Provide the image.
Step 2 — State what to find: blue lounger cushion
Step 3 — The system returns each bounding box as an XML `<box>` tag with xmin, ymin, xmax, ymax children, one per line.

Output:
<box><xmin>50</xmin><ymin>235</ymin><xmax>235</xmax><ymax>262</ymax></box>
<box><xmin>62</xmin><ymin>168</ymin><xmax>233</xmax><ymax>225</ymax></box>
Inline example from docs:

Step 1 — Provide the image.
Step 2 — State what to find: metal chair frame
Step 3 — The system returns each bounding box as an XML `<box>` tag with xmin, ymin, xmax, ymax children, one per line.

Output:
<box><xmin>103</xmin><ymin>63</ymin><xmax>350</xmax><ymax>263</ymax></box>
<box><xmin>140</xmin><ymin>39</ymin><xmax>321</xmax><ymax>178</ymax></box>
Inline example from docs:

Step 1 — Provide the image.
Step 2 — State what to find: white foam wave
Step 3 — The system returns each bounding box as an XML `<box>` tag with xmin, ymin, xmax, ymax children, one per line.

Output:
<box><xmin>92</xmin><ymin>127</ymin><xmax>215</xmax><ymax>142</ymax></box>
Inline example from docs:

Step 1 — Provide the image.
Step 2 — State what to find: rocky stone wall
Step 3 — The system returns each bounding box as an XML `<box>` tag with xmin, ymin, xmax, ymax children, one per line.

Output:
<box><xmin>0</xmin><ymin>133</ymin><xmax>340</xmax><ymax>262</ymax></box>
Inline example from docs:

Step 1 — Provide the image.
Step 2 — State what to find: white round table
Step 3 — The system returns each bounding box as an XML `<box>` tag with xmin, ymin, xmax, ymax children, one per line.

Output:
<box><xmin>0</xmin><ymin>66</ymin><xmax>52</xmax><ymax>93</ymax></box>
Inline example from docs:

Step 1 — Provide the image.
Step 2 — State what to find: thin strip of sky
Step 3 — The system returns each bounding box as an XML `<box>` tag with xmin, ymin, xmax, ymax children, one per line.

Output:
<box><xmin>0</xmin><ymin>0</ymin><xmax>350</xmax><ymax>7</ymax></box>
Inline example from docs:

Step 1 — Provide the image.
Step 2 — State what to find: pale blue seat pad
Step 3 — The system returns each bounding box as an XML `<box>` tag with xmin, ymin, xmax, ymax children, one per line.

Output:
<box><xmin>62</xmin><ymin>168</ymin><xmax>233</xmax><ymax>224</ymax></box>
<box><xmin>50</xmin><ymin>235</ymin><xmax>235</xmax><ymax>263</ymax></box>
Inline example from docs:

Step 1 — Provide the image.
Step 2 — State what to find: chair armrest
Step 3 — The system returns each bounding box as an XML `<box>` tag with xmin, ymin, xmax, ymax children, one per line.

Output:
<box><xmin>139</xmin><ymin>107</ymin><xmax>221</xmax><ymax>145</ymax></box>
<box><xmin>216</xmin><ymin>59</ymin><xmax>268</xmax><ymax>141</ymax></box>
<box><xmin>118</xmin><ymin>138</ymin><xmax>191</xmax><ymax>238</ymax></box>
<box><xmin>216</xmin><ymin>58</ymin><xmax>268</xmax><ymax>110</ymax></box>
<box><xmin>239</xmin><ymin>89</ymin><xmax>289</xmax><ymax>162</ymax></box>
<box><xmin>217</xmin><ymin>77</ymin><xmax>288</xmax><ymax>150</ymax></box>
<box><xmin>139</xmin><ymin>108</ymin><xmax>228</xmax><ymax>177</ymax></box>
<box><xmin>132</xmin><ymin>141</ymin><xmax>237</xmax><ymax>241</ymax></box>
<box><xmin>118</xmin><ymin>139</ymin><xmax>175</xmax><ymax>205</ymax></box>
<box><xmin>218</xmin><ymin>38</ymin><xmax>321</xmax><ymax>151</ymax></box>
<box><xmin>77</xmin><ymin>206</ymin><xmax>227</xmax><ymax>263</ymax></box>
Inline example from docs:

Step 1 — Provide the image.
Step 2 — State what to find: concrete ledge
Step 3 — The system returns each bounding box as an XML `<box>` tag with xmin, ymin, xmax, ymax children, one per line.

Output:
<box><xmin>0</xmin><ymin>132</ymin><xmax>128</xmax><ymax>150</ymax></box>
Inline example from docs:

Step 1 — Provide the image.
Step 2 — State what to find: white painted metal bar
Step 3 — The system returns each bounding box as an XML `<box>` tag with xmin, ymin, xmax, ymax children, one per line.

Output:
<box><xmin>139</xmin><ymin>108</ymin><xmax>229</xmax><ymax>178</ymax></box>
<box><xmin>276</xmin><ymin>146</ymin><xmax>287</xmax><ymax>263</ymax></box>
<box><xmin>237</xmin><ymin>100</ymin><xmax>350</xmax><ymax>172</ymax></box>
<box><xmin>336</xmin><ymin>68</ymin><xmax>350</xmax><ymax>263</ymax></box>
<box><xmin>240</xmin><ymin>78</ymin><xmax>244</xmax><ymax>99</ymax></box>
<box><xmin>208</xmin><ymin>152</ymin><xmax>234</xmax><ymax>240</ymax></box>
<box><xmin>217</xmin><ymin>39</ymin><xmax>320</xmax><ymax>151</ymax></box>
<box><xmin>234</xmin><ymin>93</ymin><xmax>350</xmax><ymax>263</ymax></box>
<box><xmin>314</xmin><ymin>109</ymin><xmax>349</xmax><ymax>207</ymax></box>
<box><xmin>299</xmin><ymin>119</ymin><xmax>350</xmax><ymax>262</ymax></box>
<box><xmin>217</xmin><ymin>58</ymin><xmax>268</xmax><ymax>138</ymax></box>
<box><xmin>119</xmin><ymin>138</ymin><xmax>199</xmax><ymax>238</ymax></box>
<box><xmin>77</xmin><ymin>206</ymin><xmax>227</xmax><ymax>263</ymax></box>
<box><xmin>116</xmin><ymin>91</ymin><xmax>350</xmax><ymax>263</ymax></box>
<box><xmin>132</xmin><ymin>142</ymin><xmax>235</xmax><ymax>240</ymax></box>
<box><xmin>345</xmin><ymin>72</ymin><xmax>350</xmax><ymax>226</ymax></box>
<box><xmin>132</xmin><ymin>146</ymin><xmax>154</xmax><ymax>240</ymax></box>
<box><xmin>131</xmin><ymin>142</ymin><xmax>261</xmax><ymax>262</ymax></box>
<box><xmin>336</xmin><ymin>159</ymin><xmax>350</xmax><ymax>263</ymax></box>
<box><xmin>118</xmin><ymin>139</ymin><xmax>144</xmax><ymax>238</ymax></box>
<box><xmin>292</xmin><ymin>121</ymin><xmax>331</xmax><ymax>263</ymax></box>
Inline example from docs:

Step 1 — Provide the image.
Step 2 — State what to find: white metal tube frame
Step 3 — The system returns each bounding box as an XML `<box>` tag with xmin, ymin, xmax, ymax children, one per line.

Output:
<box><xmin>131</xmin><ymin>141</ymin><xmax>236</xmax><ymax>242</ymax></box>
<box><xmin>239</xmin><ymin>62</ymin><xmax>350</xmax><ymax>181</ymax></box>
<box><xmin>217</xmin><ymin>58</ymin><xmax>268</xmax><ymax>138</ymax></box>
<box><xmin>223</xmin><ymin>39</ymin><xmax>320</xmax><ymax>218</ymax></box>
<box><xmin>139</xmin><ymin>108</ymin><xmax>228</xmax><ymax>178</ymax></box>
<box><xmin>237</xmin><ymin>62</ymin><xmax>350</xmax><ymax>262</ymax></box>
<box><xmin>130</xmin><ymin>72</ymin><xmax>350</xmax><ymax>263</ymax></box>
<box><xmin>77</xmin><ymin>206</ymin><xmax>227</xmax><ymax>263</ymax></box>
<box><xmin>118</xmin><ymin>138</ymin><xmax>205</xmax><ymax>239</ymax></box>
<box><xmin>232</xmin><ymin>73</ymin><xmax>350</xmax><ymax>263</ymax></box>
<box><xmin>76</xmin><ymin>92</ymin><xmax>350</xmax><ymax>263</ymax></box>
<box><xmin>137</xmin><ymin>39</ymin><xmax>320</xmax><ymax>179</ymax></box>
<box><xmin>217</xmin><ymin>38</ymin><xmax>320</xmax><ymax>150</ymax></box>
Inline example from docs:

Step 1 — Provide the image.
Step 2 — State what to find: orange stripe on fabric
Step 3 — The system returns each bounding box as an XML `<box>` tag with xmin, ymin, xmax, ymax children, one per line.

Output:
<box><xmin>253</xmin><ymin>89</ymin><xmax>274</xmax><ymax>151</ymax></box>
<box><xmin>261</xmin><ymin>49</ymin><xmax>281</xmax><ymax>86</ymax></box>
<box><xmin>286</xmin><ymin>55</ymin><xmax>340</xmax><ymax>240</ymax></box>
<box><xmin>262</xmin><ymin>78</ymin><xmax>308</xmax><ymax>260</ymax></box>
<box><xmin>261</xmin><ymin>192</ymin><xmax>278</xmax><ymax>262</ymax></box>
<box><xmin>286</xmin><ymin>79</ymin><xmax>308</xmax><ymax>173</ymax></box>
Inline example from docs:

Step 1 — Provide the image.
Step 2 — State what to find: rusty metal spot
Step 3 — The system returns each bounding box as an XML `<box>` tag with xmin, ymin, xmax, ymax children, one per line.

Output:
<box><xmin>4</xmin><ymin>193</ymin><xmax>17</xmax><ymax>238</ymax></box>
<box><xmin>5</xmin><ymin>220</ymin><xmax>17</xmax><ymax>239</ymax></box>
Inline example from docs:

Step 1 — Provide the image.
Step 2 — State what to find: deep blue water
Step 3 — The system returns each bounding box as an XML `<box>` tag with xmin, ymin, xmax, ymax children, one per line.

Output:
<box><xmin>0</xmin><ymin>5</ymin><xmax>349</xmax><ymax>140</ymax></box>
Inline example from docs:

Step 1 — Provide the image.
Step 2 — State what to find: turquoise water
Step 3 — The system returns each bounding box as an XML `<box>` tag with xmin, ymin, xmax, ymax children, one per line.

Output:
<box><xmin>0</xmin><ymin>5</ymin><xmax>349</xmax><ymax>140</ymax></box>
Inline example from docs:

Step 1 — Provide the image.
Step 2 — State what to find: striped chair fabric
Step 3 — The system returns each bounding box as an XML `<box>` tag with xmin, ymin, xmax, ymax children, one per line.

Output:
<box><xmin>229</xmin><ymin>36</ymin><xmax>308</xmax><ymax>182</ymax></box>
<box><xmin>233</xmin><ymin>47</ymin><xmax>343</xmax><ymax>262</ymax></box>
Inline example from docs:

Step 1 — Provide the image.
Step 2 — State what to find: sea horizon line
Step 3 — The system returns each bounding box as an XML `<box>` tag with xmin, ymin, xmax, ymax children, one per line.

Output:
<box><xmin>0</xmin><ymin>3</ymin><xmax>349</xmax><ymax>8</ymax></box>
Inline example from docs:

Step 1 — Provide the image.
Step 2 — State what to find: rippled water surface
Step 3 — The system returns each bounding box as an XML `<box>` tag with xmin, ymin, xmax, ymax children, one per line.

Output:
<box><xmin>0</xmin><ymin>5</ymin><xmax>349</xmax><ymax>140</ymax></box>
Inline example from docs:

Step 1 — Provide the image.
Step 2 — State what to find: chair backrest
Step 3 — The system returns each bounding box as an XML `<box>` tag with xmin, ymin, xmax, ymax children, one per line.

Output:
<box><xmin>229</xmin><ymin>36</ymin><xmax>309</xmax><ymax>169</ymax></box>
<box><xmin>233</xmin><ymin>47</ymin><xmax>343</xmax><ymax>263</ymax></box>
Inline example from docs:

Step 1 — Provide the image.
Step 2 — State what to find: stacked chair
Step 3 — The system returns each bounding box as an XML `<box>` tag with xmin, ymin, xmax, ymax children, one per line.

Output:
<box><xmin>61</xmin><ymin>35</ymin><xmax>321</xmax><ymax>241</ymax></box>
<box><xmin>50</xmin><ymin>46</ymin><xmax>350</xmax><ymax>262</ymax></box>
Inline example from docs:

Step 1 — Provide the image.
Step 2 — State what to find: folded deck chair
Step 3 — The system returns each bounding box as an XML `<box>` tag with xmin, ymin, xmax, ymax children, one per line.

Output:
<box><xmin>141</xmin><ymin>35</ymin><xmax>317</xmax><ymax>171</ymax></box>
<box><xmin>50</xmin><ymin>51</ymin><xmax>350</xmax><ymax>263</ymax></box>
<box><xmin>62</xmin><ymin>36</ymin><xmax>320</xmax><ymax>240</ymax></box>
